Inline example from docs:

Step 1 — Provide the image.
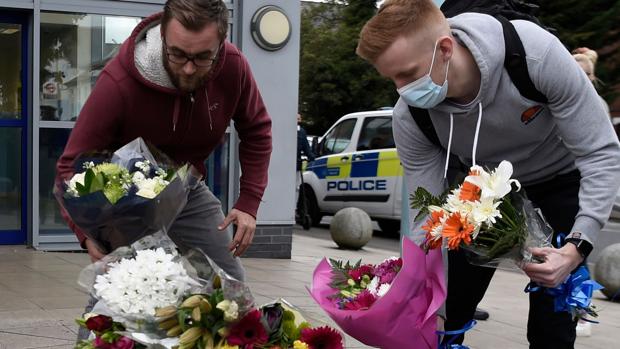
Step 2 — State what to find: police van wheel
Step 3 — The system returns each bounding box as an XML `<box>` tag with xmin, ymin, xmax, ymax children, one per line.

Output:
<box><xmin>377</xmin><ymin>219</ymin><xmax>400</xmax><ymax>234</ymax></box>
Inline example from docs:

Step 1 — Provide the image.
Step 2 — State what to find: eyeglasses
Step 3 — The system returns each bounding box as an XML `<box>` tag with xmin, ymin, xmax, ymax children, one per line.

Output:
<box><xmin>163</xmin><ymin>40</ymin><xmax>220</xmax><ymax>68</ymax></box>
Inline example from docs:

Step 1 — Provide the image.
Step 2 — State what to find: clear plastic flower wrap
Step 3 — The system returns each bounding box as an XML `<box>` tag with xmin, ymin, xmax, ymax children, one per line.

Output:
<box><xmin>55</xmin><ymin>137</ymin><xmax>202</xmax><ymax>253</ymax></box>
<box><xmin>76</xmin><ymin>231</ymin><xmax>255</xmax><ymax>347</ymax></box>
<box><xmin>461</xmin><ymin>192</ymin><xmax>554</xmax><ymax>269</ymax></box>
<box><xmin>412</xmin><ymin>161</ymin><xmax>554</xmax><ymax>270</ymax></box>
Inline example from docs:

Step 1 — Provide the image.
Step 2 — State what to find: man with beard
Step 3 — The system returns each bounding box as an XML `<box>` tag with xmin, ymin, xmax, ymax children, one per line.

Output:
<box><xmin>57</xmin><ymin>0</ymin><xmax>270</xmax><ymax>285</ymax></box>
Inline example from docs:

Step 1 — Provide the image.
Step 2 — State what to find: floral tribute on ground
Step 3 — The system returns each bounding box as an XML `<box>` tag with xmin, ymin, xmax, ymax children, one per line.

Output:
<box><xmin>310</xmin><ymin>237</ymin><xmax>446</xmax><ymax>349</ymax></box>
<box><xmin>75</xmin><ymin>233</ymin><xmax>343</xmax><ymax>349</ymax></box>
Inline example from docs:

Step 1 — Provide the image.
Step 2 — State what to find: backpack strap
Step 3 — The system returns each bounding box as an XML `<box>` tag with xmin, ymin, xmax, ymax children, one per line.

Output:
<box><xmin>497</xmin><ymin>16</ymin><xmax>548</xmax><ymax>104</ymax></box>
<box><xmin>408</xmin><ymin>106</ymin><xmax>441</xmax><ymax>148</ymax></box>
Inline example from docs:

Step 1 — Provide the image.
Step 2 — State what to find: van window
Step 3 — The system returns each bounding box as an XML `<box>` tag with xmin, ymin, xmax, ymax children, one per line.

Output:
<box><xmin>321</xmin><ymin>119</ymin><xmax>356</xmax><ymax>155</ymax></box>
<box><xmin>356</xmin><ymin>117</ymin><xmax>394</xmax><ymax>151</ymax></box>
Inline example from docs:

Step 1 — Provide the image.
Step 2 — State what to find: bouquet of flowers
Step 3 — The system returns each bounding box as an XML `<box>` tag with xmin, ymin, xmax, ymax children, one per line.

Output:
<box><xmin>148</xmin><ymin>295</ymin><xmax>344</xmax><ymax>349</ymax></box>
<box><xmin>77</xmin><ymin>233</ymin><xmax>343</xmax><ymax>349</ymax></box>
<box><xmin>411</xmin><ymin>160</ymin><xmax>553</xmax><ymax>267</ymax></box>
<box><xmin>55</xmin><ymin>137</ymin><xmax>201</xmax><ymax>253</ymax></box>
<box><xmin>310</xmin><ymin>237</ymin><xmax>445</xmax><ymax>349</ymax></box>
<box><xmin>327</xmin><ymin>257</ymin><xmax>402</xmax><ymax>310</ymax></box>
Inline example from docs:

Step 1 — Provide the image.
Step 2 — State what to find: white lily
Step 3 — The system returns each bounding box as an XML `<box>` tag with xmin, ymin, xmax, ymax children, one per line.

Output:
<box><xmin>465</xmin><ymin>161</ymin><xmax>520</xmax><ymax>200</ymax></box>
<box><xmin>67</xmin><ymin>172</ymin><xmax>86</xmax><ymax>197</ymax></box>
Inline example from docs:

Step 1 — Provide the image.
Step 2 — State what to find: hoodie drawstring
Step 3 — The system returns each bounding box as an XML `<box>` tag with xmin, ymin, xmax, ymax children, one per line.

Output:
<box><xmin>471</xmin><ymin>102</ymin><xmax>483</xmax><ymax>167</ymax></box>
<box><xmin>172</xmin><ymin>96</ymin><xmax>180</xmax><ymax>132</ymax></box>
<box><xmin>443</xmin><ymin>113</ymin><xmax>454</xmax><ymax>179</ymax></box>
<box><xmin>443</xmin><ymin>102</ymin><xmax>483</xmax><ymax>179</ymax></box>
<box><xmin>205</xmin><ymin>89</ymin><xmax>213</xmax><ymax>131</ymax></box>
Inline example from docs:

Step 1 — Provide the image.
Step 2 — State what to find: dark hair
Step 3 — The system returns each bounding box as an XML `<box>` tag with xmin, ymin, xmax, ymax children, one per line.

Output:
<box><xmin>162</xmin><ymin>0</ymin><xmax>229</xmax><ymax>40</ymax></box>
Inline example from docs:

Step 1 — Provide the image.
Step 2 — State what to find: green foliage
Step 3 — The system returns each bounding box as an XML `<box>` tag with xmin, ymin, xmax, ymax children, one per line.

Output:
<box><xmin>299</xmin><ymin>0</ymin><xmax>398</xmax><ymax>134</ymax></box>
<box><xmin>410</xmin><ymin>187</ymin><xmax>444</xmax><ymax>222</ymax></box>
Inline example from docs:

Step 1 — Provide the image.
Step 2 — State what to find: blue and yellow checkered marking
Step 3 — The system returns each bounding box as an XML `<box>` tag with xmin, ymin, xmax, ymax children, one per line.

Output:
<box><xmin>350</xmin><ymin>152</ymin><xmax>378</xmax><ymax>178</ymax></box>
<box><xmin>308</xmin><ymin>150</ymin><xmax>402</xmax><ymax>180</ymax></box>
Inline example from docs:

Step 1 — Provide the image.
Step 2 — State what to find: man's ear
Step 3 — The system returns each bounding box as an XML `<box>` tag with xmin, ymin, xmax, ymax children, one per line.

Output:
<box><xmin>437</xmin><ymin>36</ymin><xmax>453</xmax><ymax>62</ymax></box>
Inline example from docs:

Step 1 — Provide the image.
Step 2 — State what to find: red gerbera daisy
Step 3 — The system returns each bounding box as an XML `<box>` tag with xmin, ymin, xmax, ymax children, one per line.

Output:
<box><xmin>227</xmin><ymin>309</ymin><xmax>268</xmax><ymax>347</ymax></box>
<box><xmin>300</xmin><ymin>326</ymin><xmax>344</xmax><ymax>349</ymax></box>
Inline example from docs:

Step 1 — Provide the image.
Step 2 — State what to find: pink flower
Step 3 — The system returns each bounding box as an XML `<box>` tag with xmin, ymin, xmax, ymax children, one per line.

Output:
<box><xmin>374</xmin><ymin>258</ymin><xmax>402</xmax><ymax>284</ymax></box>
<box><xmin>343</xmin><ymin>290</ymin><xmax>377</xmax><ymax>310</ymax></box>
<box><xmin>93</xmin><ymin>337</ymin><xmax>113</xmax><ymax>349</ymax></box>
<box><xmin>92</xmin><ymin>335</ymin><xmax>134</xmax><ymax>349</ymax></box>
<box><xmin>112</xmin><ymin>336</ymin><xmax>134</xmax><ymax>349</ymax></box>
<box><xmin>348</xmin><ymin>265</ymin><xmax>374</xmax><ymax>282</ymax></box>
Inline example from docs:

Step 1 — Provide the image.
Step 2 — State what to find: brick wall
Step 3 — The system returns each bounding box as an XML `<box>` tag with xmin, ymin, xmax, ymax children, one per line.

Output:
<box><xmin>242</xmin><ymin>225</ymin><xmax>293</xmax><ymax>259</ymax></box>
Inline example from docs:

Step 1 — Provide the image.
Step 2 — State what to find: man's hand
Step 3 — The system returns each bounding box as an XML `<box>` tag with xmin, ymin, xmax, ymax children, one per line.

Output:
<box><xmin>84</xmin><ymin>238</ymin><xmax>105</xmax><ymax>263</ymax></box>
<box><xmin>522</xmin><ymin>244</ymin><xmax>584</xmax><ymax>288</ymax></box>
<box><xmin>219</xmin><ymin>208</ymin><xmax>256</xmax><ymax>257</ymax></box>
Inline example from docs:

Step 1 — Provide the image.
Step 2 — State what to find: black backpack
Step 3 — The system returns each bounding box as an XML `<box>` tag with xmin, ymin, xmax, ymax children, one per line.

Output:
<box><xmin>409</xmin><ymin>0</ymin><xmax>550</xmax><ymax>149</ymax></box>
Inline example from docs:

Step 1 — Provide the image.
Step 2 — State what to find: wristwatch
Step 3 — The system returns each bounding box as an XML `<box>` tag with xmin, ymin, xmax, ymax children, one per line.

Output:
<box><xmin>564</xmin><ymin>232</ymin><xmax>593</xmax><ymax>259</ymax></box>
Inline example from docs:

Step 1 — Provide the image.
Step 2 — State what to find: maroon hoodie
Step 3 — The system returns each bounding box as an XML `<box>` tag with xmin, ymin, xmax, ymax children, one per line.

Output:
<box><xmin>56</xmin><ymin>13</ymin><xmax>272</xmax><ymax>247</ymax></box>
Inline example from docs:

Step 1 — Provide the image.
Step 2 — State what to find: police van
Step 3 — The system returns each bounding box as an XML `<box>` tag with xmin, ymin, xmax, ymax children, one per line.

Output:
<box><xmin>301</xmin><ymin>109</ymin><xmax>403</xmax><ymax>233</ymax></box>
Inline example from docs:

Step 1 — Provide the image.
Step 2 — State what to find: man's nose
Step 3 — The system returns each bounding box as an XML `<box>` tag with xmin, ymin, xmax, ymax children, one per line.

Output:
<box><xmin>182</xmin><ymin>60</ymin><xmax>196</xmax><ymax>75</ymax></box>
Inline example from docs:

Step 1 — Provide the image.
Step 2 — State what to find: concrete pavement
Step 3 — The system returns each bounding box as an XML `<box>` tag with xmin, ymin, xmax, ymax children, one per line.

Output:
<box><xmin>1</xmin><ymin>227</ymin><xmax>619</xmax><ymax>348</ymax></box>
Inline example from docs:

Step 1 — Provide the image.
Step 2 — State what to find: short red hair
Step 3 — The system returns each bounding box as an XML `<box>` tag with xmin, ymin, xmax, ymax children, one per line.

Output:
<box><xmin>356</xmin><ymin>0</ymin><xmax>445</xmax><ymax>63</ymax></box>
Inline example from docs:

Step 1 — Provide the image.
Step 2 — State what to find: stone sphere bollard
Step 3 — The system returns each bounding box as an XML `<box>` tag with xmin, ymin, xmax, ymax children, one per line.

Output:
<box><xmin>593</xmin><ymin>243</ymin><xmax>620</xmax><ymax>301</ymax></box>
<box><xmin>330</xmin><ymin>207</ymin><xmax>373</xmax><ymax>249</ymax></box>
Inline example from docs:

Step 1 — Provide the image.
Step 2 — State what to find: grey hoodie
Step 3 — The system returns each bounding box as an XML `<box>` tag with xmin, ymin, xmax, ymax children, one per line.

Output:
<box><xmin>393</xmin><ymin>13</ymin><xmax>620</xmax><ymax>244</ymax></box>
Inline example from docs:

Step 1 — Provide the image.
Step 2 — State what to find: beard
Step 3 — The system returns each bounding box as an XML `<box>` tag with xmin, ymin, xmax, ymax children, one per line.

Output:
<box><xmin>163</xmin><ymin>55</ymin><xmax>209</xmax><ymax>93</ymax></box>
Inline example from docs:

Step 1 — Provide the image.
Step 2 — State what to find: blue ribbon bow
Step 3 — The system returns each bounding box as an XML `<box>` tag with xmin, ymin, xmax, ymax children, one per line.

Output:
<box><xmin>525</xmin><ymin>266</ymin><xmax>603</xmax><ymax>319</ymax></box>
<box><xmin>437</xmin><ymin>320</ymin><xmax>477</xmax><ymax>349</ymax></box>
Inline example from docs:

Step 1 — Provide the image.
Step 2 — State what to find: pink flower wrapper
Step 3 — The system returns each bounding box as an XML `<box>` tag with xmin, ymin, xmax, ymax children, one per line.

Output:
<box><xmin>309</xmin><ymin>237</ymin><xmax>446</xmax><ymax>349</ymax></box>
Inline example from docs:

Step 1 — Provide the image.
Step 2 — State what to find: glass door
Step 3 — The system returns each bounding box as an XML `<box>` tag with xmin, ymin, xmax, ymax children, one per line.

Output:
<box><xmin>0</xmin><ymin>13</ymin><xmax>28</xmax><ymax>244</ymax></box>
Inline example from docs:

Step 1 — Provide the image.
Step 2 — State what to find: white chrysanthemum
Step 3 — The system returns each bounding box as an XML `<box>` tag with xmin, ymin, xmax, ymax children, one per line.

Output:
<box><xmin>444</xmin><ymin>189</ymin><xmax>475</xmax><ymax>215</ymax></box>
<box><xmin>367</xmin><ymin>276</ymin><xmax>380</xmax><ymax>296</ymax></box>
<box><xmin>93</xmin><ymin>248</ymin><xmax>195</xmax><ymax>317</ymax></box>
<box><xmin>377</xmin><ymin>283</ymin><xmax>391</xmax><ymax>297</ymax></box>
<box><xmin>67</xmin><ymin>172</ymin><xmax>86</xmax><ymax>197</ymax></box>
<box><xmin>471</xmin><ymin>197</ymin><xmax>503</xmax><ymax>226</ymax></box>
<box><xmin>216</xmin><ymin>300</ymin><xmax>239</xmax><ymax>322</ymax></box>
<box><xmin>465</xmin><ymin>161</ymin><xmax>520</xmax><ymax>200</ymax></box>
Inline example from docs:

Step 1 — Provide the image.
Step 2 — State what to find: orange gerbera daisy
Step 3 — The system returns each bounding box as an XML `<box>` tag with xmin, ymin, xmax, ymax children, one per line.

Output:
<box><xmin>422</xmin><ymin>210</ymin><xmax>445</xmax><ymax>250</ymax></box>
<box><xmin>422</xmin><ymin>210</ymin><xmax>444</xmax><ymax>233</ymax></box>
<box><xmin>442</xmin><ymin>212</ymin><xmax>475</xmax><ymax>250</ymax></box>
<box><xmin>459</xmin><ymin>181</ymin><xmax>481</xmax><ymax>202</ymax></box>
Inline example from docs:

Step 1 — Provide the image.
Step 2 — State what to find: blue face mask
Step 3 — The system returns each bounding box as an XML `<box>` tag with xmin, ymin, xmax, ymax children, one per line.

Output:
<box><xmin>397</xmin><ymin>41</ymin><xmax>450</xmax><ymax>109</ymax></box>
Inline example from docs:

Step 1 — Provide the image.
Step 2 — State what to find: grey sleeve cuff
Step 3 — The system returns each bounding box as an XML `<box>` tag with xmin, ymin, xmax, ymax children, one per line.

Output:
<box><xmin>571</xmin><ymin>215</ymin><xmax>602</xmax><ymax>245</ymax></box>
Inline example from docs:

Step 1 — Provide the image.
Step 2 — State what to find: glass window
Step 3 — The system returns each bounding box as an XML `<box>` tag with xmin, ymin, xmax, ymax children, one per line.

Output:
<box><xmin>321</xmin><ymin>119</ymin><xmax>356</xmax><ymax>155</ymax></box>
<box><xmin>205</xmin><ymin>133</ymin><xmax>230</xmax><ymax>212</ymax></box>
<box><xmin>0</xmin><ymin>128</ymin><xmax>21</xmax><ymax>230</ymax></box>
<box><xmin>39</xmin><ymin>13</ymin><xmax>140</xmax><ymax>121</ymax></box>
<box><xmin>39</xmin><ymin>128</ymin><xmax>72</xmax><ymax>232</ymax></box>
<box><xmin>0</xmin><ymin>23</ymin><xmax>22</xmax><ymax>120</ymax></box>
<box><xmin>356</xmin><ymin>117</ymin><xmax>394</xmax><ymax>151</ymax></box>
